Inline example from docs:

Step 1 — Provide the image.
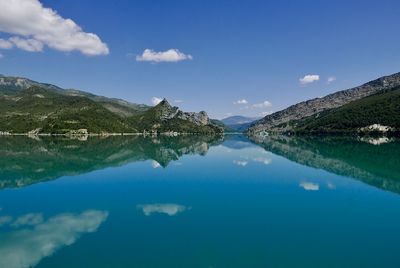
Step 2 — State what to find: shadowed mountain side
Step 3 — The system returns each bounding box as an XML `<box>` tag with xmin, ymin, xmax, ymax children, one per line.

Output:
<box><xmin>251</xmin><ymin>135</ymin><xmax>400</xmax><ymax>194</ymax></box>
<box><xmin>0</xmin><ymin>135</ymin><xmax>224</xmax><ymax>189</ymax></box>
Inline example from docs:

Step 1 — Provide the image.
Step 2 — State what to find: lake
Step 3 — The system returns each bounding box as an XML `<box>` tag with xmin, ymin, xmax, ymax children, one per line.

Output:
<box><xmin>0</xmin><ymin>134</ymin><xmax>400</xmax><ymax>268</ymax></box>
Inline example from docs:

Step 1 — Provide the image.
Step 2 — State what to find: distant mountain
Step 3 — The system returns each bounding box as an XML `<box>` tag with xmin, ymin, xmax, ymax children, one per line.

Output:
<box><xmin>221</xmin><ymin>116</ymin><xmax>260</xmax><ymax>132</ymax></box>
<box><xmin>0</xmin><ymin>75</ymin><xmax>223</xmax><ymax>135</ymax></box>
<box><xmin>210</xmin><ymin>119</ymin><xmax>237</xmax><ymax>133</ymax></box>
<box><xmin>248</xmin><ymin>72</ymin><xmax>400</xmax><ymax>135</ymax></box>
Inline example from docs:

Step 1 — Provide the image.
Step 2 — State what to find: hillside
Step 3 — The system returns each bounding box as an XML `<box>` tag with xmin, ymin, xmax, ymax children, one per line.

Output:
<box><xmin>292</xmin><ymin>86</ymin><xmax>400</xmax><ymax>134</ymax></box>
<box><xmin>0</xmin><ymin>75</ymin><xmax>150</xmax><ymax>117</ymax></box>
<box><xmin>248</xmin><ymin>72</ymin><xmax>400</xmax><ymax>135</ymax></box>
<box><xmin>0</xmin><ymin>86</ymin><xmax>136</xmax><ymax>134</ymax></box>
<box><xmin>0</xmin><ymin>75</ymin><xmax>224</xmax><ymax>135</ymax></box>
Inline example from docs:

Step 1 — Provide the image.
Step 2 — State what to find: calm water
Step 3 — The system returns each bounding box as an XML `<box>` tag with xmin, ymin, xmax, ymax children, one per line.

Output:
<box><xmin>0</xmin><ymin>135</ymin><xmax>400</xmax><ymax>268</ymax></box>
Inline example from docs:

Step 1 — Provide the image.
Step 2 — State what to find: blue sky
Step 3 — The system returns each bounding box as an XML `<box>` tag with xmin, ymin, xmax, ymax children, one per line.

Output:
<box><xmin>0</xmin><ymin>0</ymin><xmax>400</xmax><ymax>119</ymax></box>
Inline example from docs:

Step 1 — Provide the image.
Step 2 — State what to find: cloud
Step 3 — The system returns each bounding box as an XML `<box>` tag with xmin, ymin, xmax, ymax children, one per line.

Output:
<box><xmin>233</xmin><ymin>99</ymin><xmax>248</xmax><ymax>105</ymax></box>
<box><xmin>299</xmin><ymin>181</ymin><xmax>320</xmax><ymax>191</ymax></box>
<box><xmin>174</xmin><ymin>99</ymin><xmax>183</xmax><ymax>103</ymax></box>
<box><xmin>151</xmin><ymin>97</ymin><xmax>163</xmax><ymax>105</ymax></box>
<box><xmin>9</xmin><ymin>36</ymin><xmax>43</xmax><ymax>52</ymax></box>
<box><xmin>0</xmin><ymin>38</ymin><xmax>13</xmax><ymax>49</ymax></box>
<box><xmin>0</xmin><ymin>0</ymin><xmax>109</xmax><ymax>55</ymax></box>
<box><xmin>252</xmin><ymin>100</ymin><xmax>272</xmax><ymax>108</ymax></box>
<box><xmin>299</xmin><ymin>74</ymin><xmax>320</xmax><ymax>85</ymax></box>
<box><xmin>259</xmin><ymin>111</ymin><xmax>272</xmax><ymax>116</ymax></box>
<box><xmin>137</xmin><ymin>204</ymin><xmax>189</xmax><ymax>216</ymax></box>
<box><xmin>136</xmin><ymin>49</ymin><xmax>192</xmax><ymax>62</ymax></box>
<box><xmin>327</xmin><ymin>76</ymin><xmax>336</xmax><ymax>83</ymax></box>
<box><xmin>0</xmin><ymin>210</ymin><xmax>108</xmax><ymax>268</ymax></box>
<box><xmin>233</xmin><ymin>160</ymin><xmax>248</xmax><ymax>167</ymax></box>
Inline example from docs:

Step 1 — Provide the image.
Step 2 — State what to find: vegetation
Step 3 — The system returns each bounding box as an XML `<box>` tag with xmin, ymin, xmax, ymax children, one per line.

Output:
<box><xmin>0</xmin><ymin>85</ymin><xmax>223</xmax><ymax>134</ymax></box>
<box><xmin>292</xmin><ymin>86</ymin><xmax>400</xmax><ymax>135</ymax></box>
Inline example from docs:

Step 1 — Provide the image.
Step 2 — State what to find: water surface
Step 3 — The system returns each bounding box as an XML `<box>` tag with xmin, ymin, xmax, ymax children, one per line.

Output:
<box><xmin>0</xmin><ymin>135</ymin><xmax>400</xmax><ymax>268</ymax></box>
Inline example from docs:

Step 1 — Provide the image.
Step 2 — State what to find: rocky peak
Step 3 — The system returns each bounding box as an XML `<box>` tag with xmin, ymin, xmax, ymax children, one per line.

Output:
<box><xmin>155</xmin><ymin>98</ymin><xmax>180</xmax><ymax>120</ymax></box>
<box><xmin>154</xmin><ymin>98</ymin><xmax>210</xmax><ymax>126</ymax></box>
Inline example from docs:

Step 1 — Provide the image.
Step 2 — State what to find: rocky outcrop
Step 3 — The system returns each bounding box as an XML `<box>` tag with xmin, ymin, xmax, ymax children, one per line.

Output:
<box><xmin>248</xmin><ymin>72</ymin><xmax>400</xmax><ymax>135</ymax></box>
<box><xmin>157</xmin><ymin>99</ymin><xmax>210</xmax><ymax>126</ymax></box>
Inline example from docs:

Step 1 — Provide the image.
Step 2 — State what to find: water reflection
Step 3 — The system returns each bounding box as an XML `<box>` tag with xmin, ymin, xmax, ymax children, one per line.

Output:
<box><xmin>0</xmin><ymin>210</ymin><xmax>108</xmax><ymax>268</ymax></box>
<box><xmin>137</xmin><ymin>203</ymin><xmax>190</xmax><ymax>216</ymax></box>
<box><xmin>0</xmin><ymin>135</ymin><xmax>223</xmax><ymax>189</ymax></box>
<box><xmin>251</xmin><ymin>135</ymin><xmax>400</xmax><ymax>194</ymax></box>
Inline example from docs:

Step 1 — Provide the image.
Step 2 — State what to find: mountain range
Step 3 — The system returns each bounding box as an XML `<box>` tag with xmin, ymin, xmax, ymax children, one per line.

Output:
<box><xmin>0</xmin><ymin>75</ymin><xmax>223</xmax><ymax>135</ymax></box>
<box><xmin>1</xmin><ymin>72</ymin><xmax>400</xmax><ymax>136</ymax></box>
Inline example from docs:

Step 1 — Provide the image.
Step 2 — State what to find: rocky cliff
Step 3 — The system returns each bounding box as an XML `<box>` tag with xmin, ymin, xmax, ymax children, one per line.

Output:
<box><xmin>248</xmin><ymin>72</ymin><xmax>400</xmax><ymax>135</ymax></box>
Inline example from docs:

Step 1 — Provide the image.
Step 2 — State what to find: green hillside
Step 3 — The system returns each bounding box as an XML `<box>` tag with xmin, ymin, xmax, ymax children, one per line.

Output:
<box><xmin>292</xmin><ymin>86</ymin><xmax>400</xmax><ymax>134</ymax></box>
<box><xmin>0</xmin><ymin>84</ymin><xmax>223</xmax><ymax>135</ymax></box>
<box><xmin>0</xmin><ymin>86</ymin><xmax>136</xmax><ymax>134</ymax></box>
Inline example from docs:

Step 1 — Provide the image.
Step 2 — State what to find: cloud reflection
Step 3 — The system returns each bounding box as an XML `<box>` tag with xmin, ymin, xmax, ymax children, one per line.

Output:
<box><xmin>0</xmin><ymin>210</ymin><xmax>108</xmax><ymax>268</ymax></box>
<box><xmin>137</xmin><ymin>203</ymin><xmax>189</xmax><ymax>216</ymax></box>
<box><xmin>299</xmin><ymin>181</ymin><xmax>320</xmax><ymax>191</ymax></box>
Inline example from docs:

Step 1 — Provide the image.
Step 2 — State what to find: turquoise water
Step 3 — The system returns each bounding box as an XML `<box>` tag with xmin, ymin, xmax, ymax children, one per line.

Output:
<box><xmin>0</xmin><ymin>135</ymin><xmax>400</xmax><ymax>268</ymax></box>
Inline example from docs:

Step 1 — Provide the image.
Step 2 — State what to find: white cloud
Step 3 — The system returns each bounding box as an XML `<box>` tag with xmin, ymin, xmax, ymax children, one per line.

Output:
<box><xmin>299</xmin><ymin>181</ymin><xmax>320</xmax><ymax>191</ymax></box>
<box><xmin>0</xmin><ymin>38</ymin><xmax>13</xmax><ymax>49</ymax></box>
<box><xmin>252</xmin><ymin>100</ymin><xmax>272</xmax><ymax>108</ymax></box>
<box><xmin>151</xmin><ymin>97</ymin><xmax>163</xmax><ymax>106</ymax></box>
<box><xmin>259</xmin><ymin>111</ymin><xmax>272</xmax><ymax>116</ymax></box>
<box><xmin>233</xmin><ymin>99</ymin><xmax>248</xmax><ymax>105</ymax></box>
<box><xmin>174</xmin><ymin>99</ymin><xmax>183</xmax><ymax>103</ymax></box>
<box><xmin>327</xmin><ymin>76</ymin><xmax>336</xmax><ymax>83</ymax></box>
<box><xmin>137</xmin><ymin>204</ymin><xmax>189</xmax><ymax>216</ymax></box>
<box><xmin>299</xmin><ymin>74</ymin><xmax>320</xmax><ymax>85</ymax></box>
<box><xmin>0</xmin><ymin>210</ymin><xmax>108</xmax><ymax>268</ymax></box>
<box><xmin>233</xmin><ymin>160</ymin><xmax>248</xmax><ymax>167</ymax></box>
<box><xmin>9</xmin><ymin>36</ymin><xmax>43</xmax><ymax>52</ymax></box>
<box><xmin>136</xmin><ymin>49</ymin><xmax>192</xmax><ymax>62</ymax></box>
<box><xmin>0</xmin><ymin>0</ymin><xmax>109</xmax><ymax>55</ymax></box>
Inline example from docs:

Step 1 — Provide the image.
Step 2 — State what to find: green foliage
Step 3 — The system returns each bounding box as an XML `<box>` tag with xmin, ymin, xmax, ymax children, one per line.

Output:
<box><xmin>293</xmin><ymin>87</ymin><xmax>400</xmax><ymax>134</ymax></box>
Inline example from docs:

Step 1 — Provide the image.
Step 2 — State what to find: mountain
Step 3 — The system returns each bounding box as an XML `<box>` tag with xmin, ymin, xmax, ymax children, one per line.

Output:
<box><xmin>248</xmin><ymin>72</ymin><xmax>400</xmax><ymax>135</ymax></box>
<box><xmin>209</xmin><ymin>119</ymin><xmax>237</xmax><ymax>133</ymax></box>
<box><xmin>0</xmin><ymin>75</ymin><xmax>223</xmax><ymax>135</ymax></box>
<box><xmin>0</xmin><ymin>75</ymin><xmax>150</xmax><ymax>117</ymax></box>
<box><xmin>292</xmin><ymin>86</ymin><xmax>400</xmax><ymax>134</ymax></box>
<box><xmin>0</xmin><ymin>86</ymin><xmax>136</xmax><ymax>134</ymax></box>
<box><xmin>129</xmin><ymin>99</ymin><xmax>223</xmax><ymax>134</ymax></box>
<box><xmin>221</xmin><ymin>116</ymin><xmax>260</xmax><ymax>132</ymax></box>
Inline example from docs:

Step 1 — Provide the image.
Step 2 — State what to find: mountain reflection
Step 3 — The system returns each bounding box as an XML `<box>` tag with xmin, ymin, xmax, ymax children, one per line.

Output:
<box><xmin>0</xmin><ymin>135</ymin><xmax>223</xmax><ymax>189</ymax></box>
<box><xmin>0</xmin><ymin>210</ymin><xmax>108</xmax><ymax>268</ymax></box>
<box><xmin>251</xmin><ymin>135</ymin><xmax>400</xmax><ymax>194</ymax></box>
